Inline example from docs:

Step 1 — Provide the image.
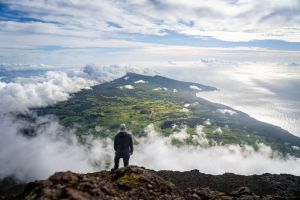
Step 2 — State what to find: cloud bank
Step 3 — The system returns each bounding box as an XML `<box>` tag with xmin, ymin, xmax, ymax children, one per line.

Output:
<box><xmin>0</xmin><ymin>71</ymin><xmax>95</xmax><ymax>114</ymax></box>
<box><xmin>0</xmin><ymin>115</ymin><xmax>112</xmax><ymax>181</ymax></box>
<box><xmin>1</xmin><ymin>116</ymin><xmax>300</xmax><ymax>183</ymax></box>
<box><xmin>133</xmin><ymin>125</ymin><xmax>300</xmax><ymax>175</ymax></box>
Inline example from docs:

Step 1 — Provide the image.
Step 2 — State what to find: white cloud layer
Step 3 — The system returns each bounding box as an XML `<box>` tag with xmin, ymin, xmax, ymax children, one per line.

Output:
<box><xmin>216</xmin><ymin>109</ymin><xmax>237</xmax><ymax>115</ymax></box>
<box><xmin>0</xmin><ymin>115</ymin><xmax>111</xmax><ymax>181</ymax></box>
<box><xmin>1</xmin><ymin>117</ymin><xmax>300</xmax><ymax>182</ymax></box>
<box><xmin>133</xmin><ymin>125</ymin><xmax>300</xmax><ymax>175</ymax></box>
<box><xmin>0</xmin><ymin>71</ymin><xmax>95</xmax><ymax>113</ymax></box>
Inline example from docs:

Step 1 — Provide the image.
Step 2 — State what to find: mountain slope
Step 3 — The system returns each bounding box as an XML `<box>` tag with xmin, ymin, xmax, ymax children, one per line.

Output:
<box><xmin>31</xmin><ymin>72</ymin><xmax>300</xmax><ymax>157</ymax></box>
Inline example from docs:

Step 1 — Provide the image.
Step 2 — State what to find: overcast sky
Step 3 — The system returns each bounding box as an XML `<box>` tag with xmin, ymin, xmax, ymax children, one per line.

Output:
<box><xmin>0</xmin><ymin>0</ymin><xmax>300</xmax><ymax>67</ymax></box>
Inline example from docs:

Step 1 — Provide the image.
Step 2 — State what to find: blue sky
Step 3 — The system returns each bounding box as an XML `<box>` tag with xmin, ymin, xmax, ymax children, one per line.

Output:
<box><xmin>0</xmin><ymin>0</ymin><xmax>300</xmax><ymax>67</ymax></box>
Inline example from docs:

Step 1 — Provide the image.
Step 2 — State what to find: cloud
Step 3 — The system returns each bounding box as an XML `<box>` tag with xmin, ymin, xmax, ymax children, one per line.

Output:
<box><xmin>82</xmin><ymin>64</ymin><xmax>127</xmax><ymax>83</ymax></box>
<box><xmin>190</xmin><ymin>85</ymin><xmax>202</xmax><ymax>91</ymax></box>
<box><xmin>82</xmin><ymin>63</ymin><xmax>156</xmax><ymax>82</ymax></box>
<box><xmin>0</xmin><ymin>64</ymin><xmax>149</xmax><ymax>180</ymax></box>
<box><xmin>213</xmin><ymin>127</ymin><xmax>223</xmax><ymax>134</ymax></box>
<box><xmin>204</xmin><ymin>119</ymin><xmax>211</xmax><ymax>126</ymax></box>
<box><xmin>0</xmin><ymin>115</ymin><xmax>112</xmax><ymax>181</ymax></box>
<box><xmin>0</xmin><ymin>1</ymin><xmax>299</xmax><ymax>67</ymax></box>
<box><xmin>134</xmin><ymin>80</ymin><xmax>147</xmax><ymax>84</ymax></box>
<box><xmin>1</xmin><ymin>0</ymin><xmax>300</xmax><ymax>43</ymax></box>
<box><xmin>0</xmin><ymin>71</ymin><xmax>95</xmax><ymax>114</ymax></box>
<box><xmin>216</xmin><ymin>109</ymin><xmax>237</xmax><ymax>115</ymax></box>
<box><xmin>1</xmin><ymin>116</ymin><xmax>300</xmax><ymax>183</ymax></box>
<box><xmin>0</xmin><ymin>63</ymin><xmax>54</xmax><ymax>71</ymax></box>
<box><xmin>119</xmin><ymin>85</ymin><xmax>135</xmax><ymax>90</ymax></box>
<box><xmin>132</xmin><ymin>125</ymin><xmax>300</xmax><ymax>175</ymax></box>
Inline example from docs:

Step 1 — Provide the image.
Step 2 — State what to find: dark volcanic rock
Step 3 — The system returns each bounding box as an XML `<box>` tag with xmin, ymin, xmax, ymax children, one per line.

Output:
<box><xmin>156</xmin><ymin>170</ymin><xmax>300</xmax><ymax>199</ymax></box>
<box><xmin>1</xmin><ymin>166</ymin><xmax>300</xmax><ymax>199</ymax></box>
<box><xmin>17</xmin><ymin>166</ymin><xmax>182</xmax><ymax>200</ymax></box>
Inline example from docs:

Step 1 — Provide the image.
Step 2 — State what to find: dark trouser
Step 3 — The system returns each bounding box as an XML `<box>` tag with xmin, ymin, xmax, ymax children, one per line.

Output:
<box><xmin>114</xmin><ymin>153</ymin><xmax>130</xmax><ymax>170</ymax></box>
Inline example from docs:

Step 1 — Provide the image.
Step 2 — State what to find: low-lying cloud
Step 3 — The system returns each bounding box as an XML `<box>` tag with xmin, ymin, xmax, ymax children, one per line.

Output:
<box><xmin>1</xmin><ymin>116</ymin><xmax>300</xmax><ymax>183</ymax></box>
<box><xmin>0</xmin><ymin>115</ymin><xmax>112</xmax><ymax>181</ymax></box>
<box><xmin>133</xmin><ymin>125</ymin><xmax>300</xmax><ymax>175</ymax></box>
<box><xmin>0</xmin><ymin>64</ymin><xmax>155</xmax><ymax>114</ymax></box>
<box><xmin>0</xmin><ymin>71</ymin><xmax>95</xmax><ymax>114</ymax></box>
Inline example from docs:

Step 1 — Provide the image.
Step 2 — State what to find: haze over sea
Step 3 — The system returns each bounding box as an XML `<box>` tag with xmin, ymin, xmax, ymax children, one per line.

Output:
<box><xmin>157</xmin><ymin>62</ymin><xmax>300</xmax><ymax>137</ymax></box>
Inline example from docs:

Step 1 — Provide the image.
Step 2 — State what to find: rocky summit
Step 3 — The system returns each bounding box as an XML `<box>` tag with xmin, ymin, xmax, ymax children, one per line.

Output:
<box><xmin>1</xmin><ymin>166</ymin><xmax>300</xmax><ymax>200</ymax></box>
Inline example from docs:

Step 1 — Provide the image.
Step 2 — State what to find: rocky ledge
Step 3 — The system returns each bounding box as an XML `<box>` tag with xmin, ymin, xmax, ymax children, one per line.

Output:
<box><xmin>1</xmin><ymin>166</ymin><xmax>300</xmax><ymax>200</ymax></box>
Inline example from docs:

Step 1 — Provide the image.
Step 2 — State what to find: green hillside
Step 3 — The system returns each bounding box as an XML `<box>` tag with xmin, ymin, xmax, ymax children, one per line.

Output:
<box><xmin>33</xmin><ymin>73</ymin><xmax>300</xmax><ymax>157</ymax></box>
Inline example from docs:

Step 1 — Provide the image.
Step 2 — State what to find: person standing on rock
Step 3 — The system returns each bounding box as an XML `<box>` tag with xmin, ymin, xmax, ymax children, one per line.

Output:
<box><xmin>113</xmin><ymin>123</ymin><xmax>133</xmax><ymax>170</ymax></box>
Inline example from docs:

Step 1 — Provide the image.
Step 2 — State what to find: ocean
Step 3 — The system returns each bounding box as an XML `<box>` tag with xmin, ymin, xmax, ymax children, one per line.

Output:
<box><xmin>157</xmin><ymin>62</ymin><xmax>300</xmax><ymax>137</ymax></box>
